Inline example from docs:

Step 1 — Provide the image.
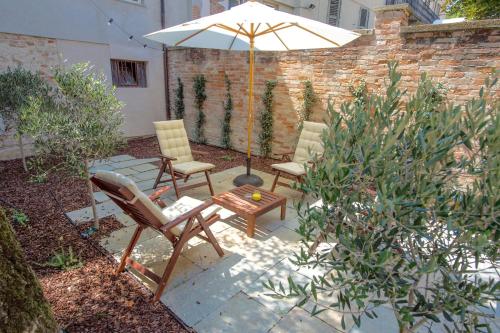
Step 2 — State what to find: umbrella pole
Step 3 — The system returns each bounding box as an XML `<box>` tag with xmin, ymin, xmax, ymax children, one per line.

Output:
<box><xmin>233</xmin><ymin>24</ymin><xmax>263</xmax><ymax>187</ymax></box>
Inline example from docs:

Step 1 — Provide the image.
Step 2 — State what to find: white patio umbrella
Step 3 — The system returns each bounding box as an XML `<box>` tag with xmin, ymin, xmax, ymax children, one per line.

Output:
<box><xmin>145</xmin><ymin>0</ymin><xmax>360</xmax><ymax>186</ymax></box>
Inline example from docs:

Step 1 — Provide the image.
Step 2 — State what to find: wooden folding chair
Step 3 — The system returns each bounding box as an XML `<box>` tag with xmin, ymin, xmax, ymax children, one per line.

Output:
<box><xmin>91</xmin><ymin>171</ymin><xmax>224</xmax><ymax>302</ymax></box>
<box><xmin>152</xmin><ymin>120</ymin><xmax>215</xmax><ymax>199</ymax></box>
<box><xmin>270</xmin><ymin>121</ymin><xmax>327</xmax><ymax>192</ymax></box>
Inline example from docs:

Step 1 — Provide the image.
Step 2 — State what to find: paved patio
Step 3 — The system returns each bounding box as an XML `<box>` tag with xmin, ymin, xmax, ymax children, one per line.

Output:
<box><xmin>66</xmin><ymin>155</ymin><xmax>499</xmax><ymax>333</ymax></box>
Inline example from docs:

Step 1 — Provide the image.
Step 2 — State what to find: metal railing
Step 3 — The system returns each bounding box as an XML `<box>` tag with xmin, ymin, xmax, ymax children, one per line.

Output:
<box><xmin>385</xmin><ymin>0</ymin><xmax>439</xmax><ymax>24</ymax></box>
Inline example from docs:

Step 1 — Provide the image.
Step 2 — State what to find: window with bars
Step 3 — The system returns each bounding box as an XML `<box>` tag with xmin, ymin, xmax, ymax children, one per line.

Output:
<box><xmin>358</xmin><ymin>7</ymin><xmax>369</xmax><ymax>28</ymax></box>
<box><xmin>328</xmin><ymin>0</ymin><xmax>342</xmax><ymax>26</ymax></box>
<box><xmin>228</xmin><ymin>0</ymin><xmax>246</xmax><ymax>9</ymax></box>
<box><xmin>110</xmin><ymin>60</ymin><xmax>147</xmax><ymax>88</ymax></box>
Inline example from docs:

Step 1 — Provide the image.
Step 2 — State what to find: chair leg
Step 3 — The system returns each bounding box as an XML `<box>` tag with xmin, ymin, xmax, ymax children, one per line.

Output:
<box><xmin>205</xmin><ymin>170</ymin><xmax>214</xmax><ymax>196</ymax></box>
<box><xmin>153</xmin><ymin>160</ymin><xmax>167</xmax><ymax>189</ymax></box>
<box><xmin>153</xmin><ymin>218</ymin><xmax>195</xmax><ymax>302</ymax></box>
<box><xmin>167</xmin><ymin>160</ymin><xmax>181</xmax><ymax>199</ymax></box>
<box><xmin>271</xmin><ymin>171</ymin><xmax>280</xmax><ymax>192</ymax></box>
<box><xmin>198</xmin><ymin>214</ymin><xmax>224</xmax><ymax>257</ymax></box>
<box><xmin>116</xmin><ymin>225</ymin><xmax>143</xmax><ymax>274</ymax></box>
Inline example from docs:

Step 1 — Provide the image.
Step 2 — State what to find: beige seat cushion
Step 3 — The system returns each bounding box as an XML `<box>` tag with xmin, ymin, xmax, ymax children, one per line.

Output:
<box><xmin>271</xmin><ymin>161</ymin><xmax>305</xmax><ymax>176</ymax></box>
<box><xmin>293</xmin><ymin>121</ymin><xmax>327</xmax><ymax>164</ymax></box>
<box><xmin>154</xmin><ymin>120</ymin><xmax>194</xmax><ymax>164</ymax></box>
<box><xmin>161</xmin><ymin>196</ymin><xmax>220</xmax><ymax>236</ymax></box>
<box><xmin>94</xmin><ymin>171</ymin><xmax>218</xmax><ymax>236</ymax></box>
<box><xmin>173</xmin><ymin>161</ymin><xmax>215</xmax><ymax>175</ymax></box>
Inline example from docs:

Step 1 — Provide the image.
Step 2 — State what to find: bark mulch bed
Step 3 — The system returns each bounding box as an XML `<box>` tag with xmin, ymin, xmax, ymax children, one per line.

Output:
<box><xmin>0</xmin><ymin>136</ymin><xmax>279</xmax><ymax>332</ymax></box>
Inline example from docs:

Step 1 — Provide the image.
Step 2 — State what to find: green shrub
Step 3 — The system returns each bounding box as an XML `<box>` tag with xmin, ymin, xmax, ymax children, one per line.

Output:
<box><xmin>299</xmin><ymin>80</ymin><xmax>317</xmax><ymax>125</ymax></box>
<box><xmin>258</xmin><ymin>80</ymin><xmax>277</xmax><ymax>157</ymax></box>
<box><xmin>174</xmin><ymin>77</ymin><xmax>185</xmax><ymax>119</ymax></box>
<box><xmin>45</xmin><ymin>246</ymin><xmax>83</xmax><ymax>271</ymax></box>
<box><xmin>193</xmin><ymin>74</ymin><xmax>207</xmax><ymax>143</ymax></box>
<box><xmin>221</xmin><ymin>74</ymin><xmax>233</xmax><ymax>149</ymax></box>
<box><xmin>267</xmin><ymin>63</ymin><xmax>499</xmax><ymax>333</ymax></box>
<box><xmin>11</xmin><ymin>209</ymin><xmax>29</xmax><ymax>227</ymax></box>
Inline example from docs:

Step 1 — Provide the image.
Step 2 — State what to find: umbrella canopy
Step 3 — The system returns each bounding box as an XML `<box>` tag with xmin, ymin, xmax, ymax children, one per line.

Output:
<box><xmin>145</xmin><ymin>0</ymin><xmax>360</xmax><ymax>186</ymax></box>
<box><xmin>145</xmin><ymin>1</ymin><xmax>359</xmax><ymax>51</ymax></box>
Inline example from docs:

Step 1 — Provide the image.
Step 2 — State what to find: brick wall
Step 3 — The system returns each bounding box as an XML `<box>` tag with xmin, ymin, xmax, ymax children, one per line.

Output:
<box><xmin>167</xmin><ymin>5</ymin><xmax>500</xmax><ymax>156</ymax></box>
<box><xmin>0</xmin><ymin>32</ymin><xmax>59</xmax><ymax>160</ymax></box>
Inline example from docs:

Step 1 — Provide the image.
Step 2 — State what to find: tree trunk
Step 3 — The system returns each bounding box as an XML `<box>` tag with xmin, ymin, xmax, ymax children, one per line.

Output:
<box><xmin>84</xmin><ymin>160</ymin><xmax>99</xmax><ymax>229</ymax></box>
<box><xmin>18</xmin><ymin>135</ymin><xmax>27</xmax><ymax>172</ymax></box>
<box><xmin>0</xmin><ymin>207</ymin><xmax>59</xmax><ymax>332</ymax></box>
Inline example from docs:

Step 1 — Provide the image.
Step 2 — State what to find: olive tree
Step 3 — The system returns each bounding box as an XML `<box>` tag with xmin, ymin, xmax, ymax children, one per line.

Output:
<box><xmin>0</xmin><ymin>67</ymin><xmax>50</xmax><ymax>171</ymax></box>
<box><xmin>21</xmin><ymin>63</ymin><xmax>124</xmax><ymax>229</ymax></box>
<box><xmin>267</xmin><ymin>63</ymin><xmax>499</xmax><ymax>333</ymax></box>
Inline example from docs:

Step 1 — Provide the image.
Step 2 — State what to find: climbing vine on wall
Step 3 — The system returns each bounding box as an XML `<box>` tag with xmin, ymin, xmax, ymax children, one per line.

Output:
<box><xmin>193</xmin><ymin>74</ymin><xmax>207</xmax><ymax>143</ymax></box>
<box><xmin>299</xmin><ymin>80</ymin><xmax>317</xmax><ymax>125</ymax></box>
<box><xmin>174</xmin><ymin>77</ymin><xmax>185</xmax><ymax>119</ymax></box>
<box><xmin>221</xmin><ymin>74</ymin><xmax>233</xmax><ymax>149</ymax></box>
<box><xmin>258</xmin><ymin>80</ymin><xmax>277</xmax><ymax>157</ymax></box>
<box><xmin>348</xmin><ymin>79</ymin><xmax>368</xmax><ymax>109</ymax></box>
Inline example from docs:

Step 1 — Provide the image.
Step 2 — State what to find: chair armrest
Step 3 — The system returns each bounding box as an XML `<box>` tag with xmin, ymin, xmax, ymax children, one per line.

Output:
<box><xmin>273</xmin><ymin>151</ymin><xmax>295</xmax><ymax>161</ymax></box>
<box><xmin>191</xmin><ymin>149</ymin><xmax>209</xmax><ymax>156</ymax></box>
<box><xmin>160</xmin><ymin>154</ymin><xmax>177</xmax><ymax>161</ymax></box>
<box><xmin>149</xmin><ymin>186</ymin><xmax>171</xmax><ymax>201</ymax></box>
<box><xmin>160</xmin><ymin>200</ymin><xmax>215</xmax><ymax>233</ymax></box>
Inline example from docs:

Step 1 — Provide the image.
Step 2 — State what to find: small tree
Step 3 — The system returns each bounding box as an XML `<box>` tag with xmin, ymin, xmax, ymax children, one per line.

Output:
<box><xmin>258</xmin><ymin>80</ymin><xmax>277</xmax><ymax>157</ymax></box>
<box><xmin>0</xmin><ymin>67</ymin><xmax>50</xmax><ymax>171</ymax></box>
<box><xmin>299</xmin><ymin>80</ymin><xmax>317</xmax><ymax>125</ymax></box>
<box><xmin>21</xmin><ymin>63</ymin><xmax>124</xmax><ymax>229</ymax></box>
<box><xmin>174</xmin><ymin>77</ymin><xmax>185</xmax><ymax>119</ymax></box>
<box><xmin>267</xmin><ymin>63</ymin><xmax>499</xmax><ymax>333</ymax></box>
<box><xmin>221</xmin><ymin>74</ymin><xmax>233</xmax><ymax>149</ymax></box>
<box><xmin>443</xmin><ymin>0</ymin><xmax>500</xmax><ymax>19</ymax></box>
<box><xmin>0</xmin><ymin>207</ymin><xmax>59</xmax><ymax>332</ymax></box>
<box><xmin>193</xmin><ymin>75</ymin><xmax>207</xmax><ymax>143</ymax></box>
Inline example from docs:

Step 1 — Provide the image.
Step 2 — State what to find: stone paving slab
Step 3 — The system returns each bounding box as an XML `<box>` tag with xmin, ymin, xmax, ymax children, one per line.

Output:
<box><xmin>193</xmin><ymin>292</ymin><xmax>282</xmax><ymax>333</ymax></box>
<box><xmin>269</xmin><ymin>307</ymin><xmax>336</xmax><ymax>333</ymax></box>
<box><xmin>132</xmin><ymin>169</ymin><xmax>161</xmax><ymax>182</ymax></box>
<box><xmin>113</xmin><ymin>167</ymin><xmax>139</xmax><ymax>176</ymax></box>
<box><xmin>100</xmin><ymin>225</ymin><xmax>158</xmax><ymax>254</ymax></box>
<box><xmin>131</xmin><ymin>163</ymin><xmax>158</xmax><ymax>172</ymax></box>
<box><xmin>93</xmin><ymin>191</ymin><xmax>109</xmax><ymax>203</ymax></box>
<box><xmin>109</xmin><ymin>154</ymin><xmax>135</xmax><ymax>162</ymax></box>
<box><xmin>66</xmin><ymin>201</ymin><xmax>122</xmax><ymax>225</ymax></box>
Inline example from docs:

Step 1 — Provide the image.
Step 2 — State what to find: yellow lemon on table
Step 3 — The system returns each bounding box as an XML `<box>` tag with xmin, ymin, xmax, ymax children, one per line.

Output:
<box><xmin>252</xmin><ymin>191</ymin><xmax>262</xmax><ymax>201</ymax></box>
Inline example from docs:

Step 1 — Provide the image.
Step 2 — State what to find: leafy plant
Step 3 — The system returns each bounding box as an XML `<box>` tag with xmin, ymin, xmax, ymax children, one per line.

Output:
<box><xmin>0</xmin><ymin>67</ymin><xmax>51</xmax><ymax>171</ymax></box>
<box><xmin>193</xmin><ymin>74</ymin><xmax>207</xmax><ymax>143</ymax></box>
<box><xmin>174</xmin><ymin>77</ymin><xmax>185</xmax><ymax>119</ymax></box>
<box><xmin>21</xmin><ymin>63</ymin><xmax>125</xmax><ymax>229</ymax></box>
<box><xmin>45</xmin><ymin>246</ymin><xmax>83</xmax><ymax>271</ymax></box>
<box><xmin>11</xmin><ymin>209</ymin><xmax>29</xmax><ymax>227</ymax></box>
<box><xmin>348</xmin><ymin>79</ymin><xmax>368</xmax><ymax>109</ymax></box>
<box><xmin>221</xmin><ymin>74</ymin><xmax>233</xmax><ymax>149</ymax></box>
<box><xmin>299</xmin><ymin>80</ymin><xmax>317</xmax><ymax>125</ymax></box>
<box><xmin>443</xmin><ymin>0</ymin><xmax>500</xmax><ymax>19</ymax></box>
<box><xmin>221</xmin><ymin>154</ymin><xmax>235</xmax><ymax>162</ymax></box>
<box><xmin>258</xmin><ymin>80</ymin><xmax>277</xmax><ymax>157</ymax></box>
<box><xmin>267</xmin><ymin>63</ymin><xmax>499</xmax><ymax>333</ymax></box>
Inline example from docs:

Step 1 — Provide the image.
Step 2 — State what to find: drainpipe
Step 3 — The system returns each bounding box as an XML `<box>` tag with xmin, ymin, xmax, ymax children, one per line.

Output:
<box><xmin>161</xmin><ymin>0</ymin><xmax>171</xmax><ymax>119</ymax></box>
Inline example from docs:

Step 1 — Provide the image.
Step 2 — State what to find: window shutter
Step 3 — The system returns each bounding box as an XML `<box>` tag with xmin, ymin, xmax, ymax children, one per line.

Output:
<box><xmin>359</xmin><ymin>7</ymin><xmax>369</xmax><ymax>28</ymax></box>
<box><xmin>328</xmin><ymin>0</ymin><xmax>342</xmax><ymax>26</ymax></box>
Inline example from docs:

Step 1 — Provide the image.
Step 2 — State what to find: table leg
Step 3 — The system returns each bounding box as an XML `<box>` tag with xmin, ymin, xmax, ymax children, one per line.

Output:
<box><xmin>247</xmin><ymin>215</ymin><xmax>256</xmax><ymax>238</ymax></box>
<box><xmin>280</xmin><ymin>202</ymin><xmax>286</xmax><ymax>220</ymax></box>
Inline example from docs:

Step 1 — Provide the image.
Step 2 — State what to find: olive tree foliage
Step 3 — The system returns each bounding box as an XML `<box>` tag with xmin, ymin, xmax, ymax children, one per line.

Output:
<box><xmin>0</xmin><ymin>67</ymin><xmax>51</xmax><ymax>171</ymax></box>
<box><xmin>21</xmin><ymin>63</ymin><xmax>125</xmax><ymax>229</ymax></box>
<box><xmin>266</xmin><ymin>63</ymin><xmax>499</xmax><ymax>333</ymax></box>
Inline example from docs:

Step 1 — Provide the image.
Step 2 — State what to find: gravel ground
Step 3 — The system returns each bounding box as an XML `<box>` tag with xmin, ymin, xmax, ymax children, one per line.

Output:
<box><xmin>0</xmin><ymin>136</ymin><xmax>279</xmax><ymax>332</ymax></box>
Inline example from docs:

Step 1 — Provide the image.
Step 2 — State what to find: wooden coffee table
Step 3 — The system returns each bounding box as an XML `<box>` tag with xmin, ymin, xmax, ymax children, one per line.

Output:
<box><xmin>212</xmin><ymin>184</ymin><xmax>287</xmax><ymax>237</ymax></box>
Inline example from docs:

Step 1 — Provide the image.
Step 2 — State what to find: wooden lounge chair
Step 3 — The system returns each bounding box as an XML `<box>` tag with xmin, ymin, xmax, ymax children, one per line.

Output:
<box><xmin>270</xmin><ymin>121</ymin><xmax>327</xmax><ymax>192</ymax></box>
<box><xmin>91</xmin><ymin>170</ymin><xmax>224</xmax><ymax>302</ymax></box>
<box><xmin>153</xmin><ymin>120</ymin><xmax>216</xmax><ymax>198</ymax></box>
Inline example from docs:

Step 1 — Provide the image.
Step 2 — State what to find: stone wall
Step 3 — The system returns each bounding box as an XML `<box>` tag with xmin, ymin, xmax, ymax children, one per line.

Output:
<box><xmin>167</xmin><ymin>4</ymin><xmax>500</xmax><ymax>156</ymax></box>
<box><xmin>0</xmin><ymin>33</ymin><xmax>59</xmax><ymax>160</ymax></box>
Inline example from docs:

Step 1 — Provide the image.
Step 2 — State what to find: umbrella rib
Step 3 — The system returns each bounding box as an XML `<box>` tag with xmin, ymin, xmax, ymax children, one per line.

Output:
<box><xmin>228</xmin><ymin>25</ymin><xmax>243</xmax><ymax>50</ymax></box>
<box><xmin>266</xmin><ymin>23</ymin><xmax>289</xmax><ymax>50</ymax></box>
<box><xmin>217</xmin><ymin>23</ymin><xmax>249</xmax><ymax>36</ymax></box>
<box><xmin>291</xmin><ymin>23</ymin><xmax>341</xmax><ymax>47</ymax></box>
<box><xmin>174</xmin><ymin>24</ymin><xmax>217</xmax><ymax>46</ymax></box>
<box><xmin>254</xmin><ymin>23</ymin><xmax>287</xmax><ymax>37</ymax></box>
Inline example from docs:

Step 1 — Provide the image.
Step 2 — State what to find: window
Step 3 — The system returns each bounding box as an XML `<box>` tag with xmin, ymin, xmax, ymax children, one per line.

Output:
<box><xmin>120</xmin><ymin>0</ymin><xmax>143</xmax><ymax>5</ymax></box>
<box><xmin>328</xmin><ymin>0</ymin><xmax>342</xmax><ymax>26</ymax></box>
<box><xmin>111</xmin><ymin>60</ymin><xmax>147</xmax><ymax>88</ymax></box>
<box><xmin>358</xmin><ymin>7</ymin><xmax>369</xmax><ymax>28</ymax></box>
<box><xmin>228</xmin><ymin>0</ymin><xmax>246</xmax><ymax>9</ymax></box>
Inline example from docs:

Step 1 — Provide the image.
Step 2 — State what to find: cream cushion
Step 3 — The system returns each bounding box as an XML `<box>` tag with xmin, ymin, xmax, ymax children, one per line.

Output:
<box><xmin>173</xmin><ymin>161</ymin><xmax>215</xmax><ymax>175</ymax></box>
<box><xmin>94</xmin><ymin>171</ymin><xmax>219</xmax><ymax>236</ymax></box>
<box><xmin>271</xmin><ymin>161</ymin><xmax>305</xmax><ymax>176</ymax></box>
<box><xmin>292</xmin><ymin>121</ymin><xmax>327</xmax><ymax>163</ymax></box>
<box><xmin>154</xmin><ymin>120</ymin><xmax>194</xmax><ymax>164</ymax></box>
